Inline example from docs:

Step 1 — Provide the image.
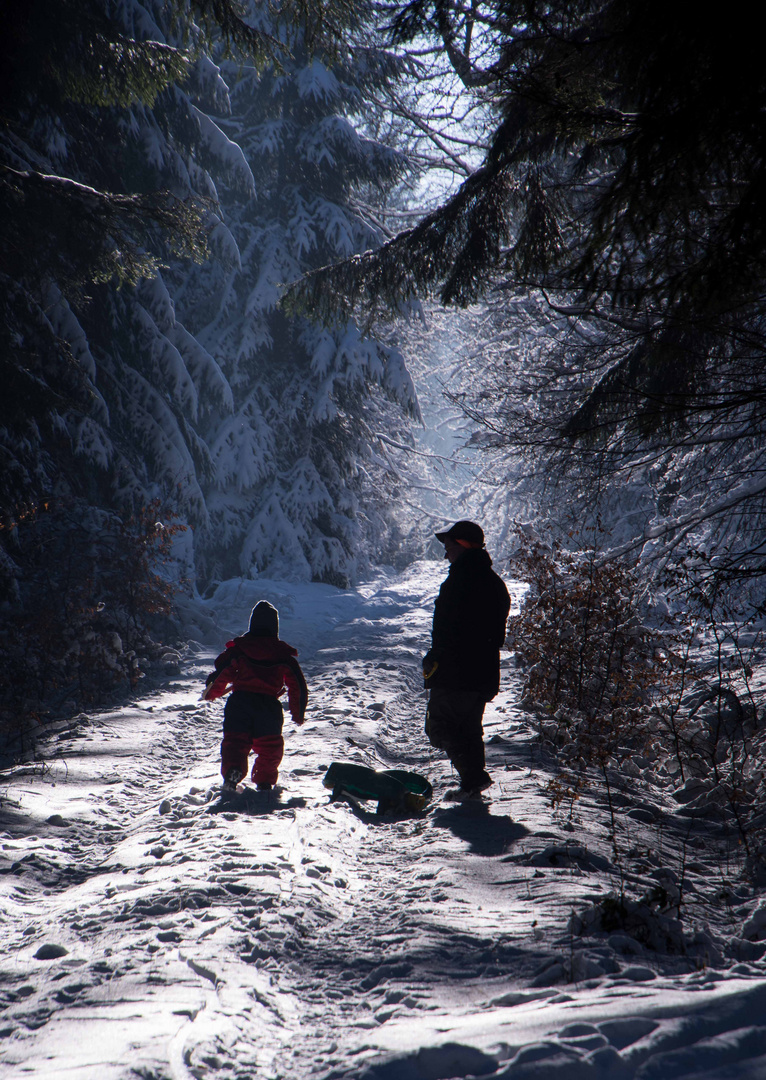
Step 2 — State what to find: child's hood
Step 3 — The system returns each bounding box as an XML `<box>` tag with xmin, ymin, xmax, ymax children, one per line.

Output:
<box><xmin>228</xmin><ymin>634</ymin><xmax>299</xmax><ymax>661</ymax></box>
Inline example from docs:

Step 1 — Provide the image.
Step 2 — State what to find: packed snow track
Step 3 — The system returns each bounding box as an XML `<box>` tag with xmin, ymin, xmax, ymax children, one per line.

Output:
<box><xmin>3</xmin><ymin>564</ymin><xmax>766</xmax><ymax>1079</ymax></box>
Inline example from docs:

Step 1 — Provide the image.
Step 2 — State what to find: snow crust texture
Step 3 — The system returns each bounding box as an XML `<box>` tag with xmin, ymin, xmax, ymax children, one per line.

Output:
<box><xmin>2</xmin><ymin>564</ymin><xmax>766</xmax><ymax>1079</ymax></box>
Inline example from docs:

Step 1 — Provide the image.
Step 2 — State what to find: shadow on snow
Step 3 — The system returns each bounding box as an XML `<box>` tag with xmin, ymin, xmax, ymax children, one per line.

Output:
<box><xmin>431</xmin><ymin>802</ymin><xmax>529</xmax><ymax>855</ymax></box>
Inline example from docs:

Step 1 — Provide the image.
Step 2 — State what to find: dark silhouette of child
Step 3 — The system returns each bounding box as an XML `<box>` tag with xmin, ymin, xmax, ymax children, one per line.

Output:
<box><xmin>203</xmin><ymin>601</ymin><xmax>308</xmax><ymax>790</ymax></box>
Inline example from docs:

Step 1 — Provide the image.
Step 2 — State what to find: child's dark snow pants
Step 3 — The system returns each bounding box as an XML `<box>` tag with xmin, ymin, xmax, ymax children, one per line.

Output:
<box><xmin>221</xmin><ymin>691</ymin><xmax>284</xmax><ymax>785</ymax></box>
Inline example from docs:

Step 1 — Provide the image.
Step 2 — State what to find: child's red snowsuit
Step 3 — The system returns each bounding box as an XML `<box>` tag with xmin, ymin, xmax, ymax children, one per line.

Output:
<box><xmin>205</xmin><ymin>634</ymin><xmax>308</xmax><ymax>785</ymax></box>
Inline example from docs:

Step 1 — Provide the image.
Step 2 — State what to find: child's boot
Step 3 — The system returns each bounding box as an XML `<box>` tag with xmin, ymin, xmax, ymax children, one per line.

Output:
<box><xmin>223</xmin><ymin>767</ymin><xmax>243</xmax><ymax>791</ymax></box>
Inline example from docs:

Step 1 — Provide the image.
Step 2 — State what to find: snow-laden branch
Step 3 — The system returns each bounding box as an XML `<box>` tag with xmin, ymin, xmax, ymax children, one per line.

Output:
<box><xmin>605</xmin><ymin>472</ymin><xmax>766</xmax><ymax>565</ymax></box>
<box><xmin>374</xmin><ymin>430</ymin><xmax>472</xmax><ymax>467</ymax></box>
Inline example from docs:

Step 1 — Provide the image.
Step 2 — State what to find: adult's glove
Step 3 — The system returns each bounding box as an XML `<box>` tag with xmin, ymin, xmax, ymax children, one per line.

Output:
<box><xmin>422</xmin><ymin>653</ymin><xmax>439</xmax><ymax>681</ymax></box>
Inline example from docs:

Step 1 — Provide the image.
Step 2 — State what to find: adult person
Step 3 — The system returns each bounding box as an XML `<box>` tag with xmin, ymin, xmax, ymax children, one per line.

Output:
<box><xmin>423</xmin><ymin>520</ymin><xmax>511</xmax><ymax>797</ymax></box>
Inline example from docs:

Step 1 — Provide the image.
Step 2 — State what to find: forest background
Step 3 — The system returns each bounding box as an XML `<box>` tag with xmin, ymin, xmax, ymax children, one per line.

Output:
<box><xmin>2</xmin><ymin>0</ymin><xmax>766</xmax><ymax>797</ymax></box>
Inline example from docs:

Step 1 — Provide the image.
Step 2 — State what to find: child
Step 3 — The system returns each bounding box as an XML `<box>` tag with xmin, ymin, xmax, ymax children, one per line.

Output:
<box><xmin>203</xmin><ymin>601</ymin><xmax>308</xmax><ymax>791</ymax></box>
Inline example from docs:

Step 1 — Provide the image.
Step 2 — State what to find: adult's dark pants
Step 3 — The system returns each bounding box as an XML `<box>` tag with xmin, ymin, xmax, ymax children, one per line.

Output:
<box><xmin>425</xmin><ymin>688</ymin><xmax>490</xmax><ymax>790</ymax></box>
<box><xmin>221</xmin><ymin>691</ymin><xmax>284</xmax><ymax>785</ymax></box>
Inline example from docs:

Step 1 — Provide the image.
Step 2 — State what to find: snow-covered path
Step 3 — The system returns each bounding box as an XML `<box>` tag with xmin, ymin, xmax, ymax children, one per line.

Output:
<box><xmin>3</xmin><ymin>564</ymin><xmax>766</xmax><ymax>1079</ymax></box>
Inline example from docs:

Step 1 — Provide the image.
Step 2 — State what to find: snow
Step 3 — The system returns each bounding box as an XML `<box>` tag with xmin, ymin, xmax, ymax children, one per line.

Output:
<box><xmin>296</xmin><ymin>60</ymin><xmax>341</xmax><ymax>103</ymax></box>
<box><xmin>192</xmin><ymin>106</ymin><xmax>256</xmax><ymax>197</ymax></box>
<box><xmin>3</xmin><ymin>562</ymin><xmax>766</xmax><ymax>1079</ymax></box>
<box><xmin>205</xmin><ymin>213</ymin><xmax>242</xmax><ymax>270</ymax></box>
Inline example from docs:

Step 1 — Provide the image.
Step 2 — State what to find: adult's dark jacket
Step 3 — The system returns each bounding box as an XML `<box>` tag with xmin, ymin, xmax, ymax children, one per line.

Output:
<box><xmin>424</xmin><ymin>548</ymin><xmax>511</xmax><ymax>699</ymax></box>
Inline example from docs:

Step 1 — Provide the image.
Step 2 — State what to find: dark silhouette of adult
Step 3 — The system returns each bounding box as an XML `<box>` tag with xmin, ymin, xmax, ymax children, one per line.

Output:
<box><xmin>423</xmin><ymin>521</ymin><xmax>510</xmax><ymax>796</ymax></box>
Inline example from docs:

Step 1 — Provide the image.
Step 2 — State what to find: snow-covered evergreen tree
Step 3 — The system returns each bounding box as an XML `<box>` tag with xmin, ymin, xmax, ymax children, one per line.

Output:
<box><xmin>0</xmin><ymin>0</ymin><xmax>296</xmax><ymax>724</ymax></box>
<box><xmin>174</xmin><ymin>4</ymin><xmax>419</xmax><ymax>585</ymax></box>
<box><xmin>0</xmin><ymin>0</ymin><xmax>269</xmax><ymax>582</ymax></box>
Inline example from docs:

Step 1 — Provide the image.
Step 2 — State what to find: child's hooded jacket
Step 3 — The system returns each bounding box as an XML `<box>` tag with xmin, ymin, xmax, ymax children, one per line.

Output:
<box><xmin>205</xmin><ymin>633</ymin><xmax>308</xmax><ymax>723</ymax></box>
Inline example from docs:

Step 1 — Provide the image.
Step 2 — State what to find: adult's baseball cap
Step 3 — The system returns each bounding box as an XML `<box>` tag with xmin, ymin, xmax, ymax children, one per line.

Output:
<box><xmin>434</xmin><ymin>520</ymin><xmax>485</xmax><ymax>546</ymax></box>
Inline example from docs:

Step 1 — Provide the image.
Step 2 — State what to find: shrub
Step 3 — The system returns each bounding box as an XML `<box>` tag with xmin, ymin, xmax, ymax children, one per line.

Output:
<box><xmin>0</xmin><ymin>498</ymin><xmax>186</xmax><ymax>753</ymax></box>
<box><xmin>509</xmin><ymin>526</ymin><xmax>674</xmax><ymax>717</ymax></box>
<box><xmin>508</xmin><ymin>524</ymin><xmax>678</xmax><ymax>804</ymax></box>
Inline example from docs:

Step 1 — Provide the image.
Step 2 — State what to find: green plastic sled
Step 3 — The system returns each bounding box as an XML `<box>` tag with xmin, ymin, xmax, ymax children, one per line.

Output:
<box><xmin>322</xmin><ymin>762</ymin><xmax>433</xmax><ymax>815</ymax></box>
